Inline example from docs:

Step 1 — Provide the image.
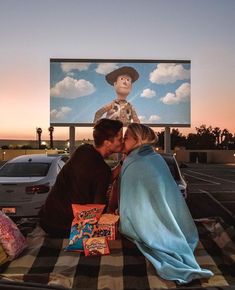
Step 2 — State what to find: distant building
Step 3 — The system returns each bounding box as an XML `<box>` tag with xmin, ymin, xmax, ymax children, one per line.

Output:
<box><xmin>0</xmin><ymin>139</ymin><xmax>93</xmax><ymax>150</ymax></box>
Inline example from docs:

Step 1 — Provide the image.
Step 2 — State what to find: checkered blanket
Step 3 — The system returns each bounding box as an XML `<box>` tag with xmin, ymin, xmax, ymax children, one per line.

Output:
<box><xmin>0</xmin><ymin>217</ymin><xmax>235</xmax><ymax>290</ymax></box>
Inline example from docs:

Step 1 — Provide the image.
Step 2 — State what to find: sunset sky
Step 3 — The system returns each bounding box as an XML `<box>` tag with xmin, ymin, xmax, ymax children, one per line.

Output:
<box><xmin>0</xmin><ymin>0</ymin><xmax>234</xmax><ymax>141</ymax></box>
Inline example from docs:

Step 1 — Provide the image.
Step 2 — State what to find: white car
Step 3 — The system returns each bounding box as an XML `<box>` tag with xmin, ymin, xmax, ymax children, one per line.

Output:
<box><xmin>161</xmin><ymin>153</ymin><xmax>187</xmax><ymax>198</ymax></box>
<box><xmin>0</xmin><ymin>154</ymin><xmax>68</xmax><ymax>218</ymax></box>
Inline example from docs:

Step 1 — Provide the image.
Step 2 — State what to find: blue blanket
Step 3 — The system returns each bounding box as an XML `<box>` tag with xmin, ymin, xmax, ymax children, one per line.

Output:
<box><xmin>119</xmin><ymin>145</ymin><xmax>213</xmax><ymax>284</ymax></box>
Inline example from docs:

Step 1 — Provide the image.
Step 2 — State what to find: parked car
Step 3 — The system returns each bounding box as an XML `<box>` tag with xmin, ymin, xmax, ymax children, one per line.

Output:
<box><xmin>109</xmin><ymin>152</ymin><xmax>187</xmax><ymax>198</ymax></box>
<box><xmin>0</xmin><ymin>154</ymin><xmax>69</xmax><ymax>218</ymax></box>
<box><xmin>161</xmin><ymin>153</ymin><xmax>187</xmax><ymax>198</ymax></box>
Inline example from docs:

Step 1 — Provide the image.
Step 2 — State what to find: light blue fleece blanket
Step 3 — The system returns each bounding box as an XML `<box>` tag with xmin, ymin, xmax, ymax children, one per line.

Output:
<box><xmin>119</xmin><ymin>145</ymin><xmax>213</xmax><ymax>284</ymax></box>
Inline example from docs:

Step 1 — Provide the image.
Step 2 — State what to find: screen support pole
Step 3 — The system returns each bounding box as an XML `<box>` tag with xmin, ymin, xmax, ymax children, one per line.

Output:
<box><xmin>69</xmin><ymin>126</ymin><xmax>76</xmax><ymax>156</ymax></box>
<box><xmin>164</xmin><ymin>127</ymin><xmax>171</xmax><ymax>154</ymax></box>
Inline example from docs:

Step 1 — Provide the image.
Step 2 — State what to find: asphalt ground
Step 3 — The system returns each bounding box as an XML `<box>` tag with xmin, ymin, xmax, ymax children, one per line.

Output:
<box><xmin>183</xmin><ymin>163</ymin><xmax>235</xmax><ymax>226</ymax></box>
<box><xmin>0</xmin><ymin>161</ymin><xmax>5</xmax><ymax>167</ymax></box>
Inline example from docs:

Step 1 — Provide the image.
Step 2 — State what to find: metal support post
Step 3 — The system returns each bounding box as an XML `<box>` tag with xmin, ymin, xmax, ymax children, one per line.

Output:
<box><xmin>164</xmin><ymin>127</ymin><xmax>171</xmax><ymax>154</ymax></box>
<box><xmin>69</xmin><ymin>126</ymin><xmax>76</xmax><ymax>156</ymax></box>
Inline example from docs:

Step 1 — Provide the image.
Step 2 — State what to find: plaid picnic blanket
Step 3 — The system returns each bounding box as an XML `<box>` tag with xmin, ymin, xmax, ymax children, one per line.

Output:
<box><xmin>0</xmin><ymin>217</ymin><xmax>235</xmax><ymax>290</ymax></box>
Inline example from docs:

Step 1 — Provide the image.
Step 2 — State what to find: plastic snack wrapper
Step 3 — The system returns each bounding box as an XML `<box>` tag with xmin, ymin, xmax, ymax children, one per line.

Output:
<box><xmin>0</xmin><ymin>210</ymin><xmax>27</xmax><ymax>260</ymax></box>
<box><xmin>65</xmin><ymin>204</ymin><xmax>105</xmax><ymax>251</ymax></box>
<box><xmin>95</xmin><ymin>213</ymin><xmax>119</xmax><ymax>240</ymax></box>
<box><xmin>83</xmin><ymin>237</ymin><xmax>110</xmax><ymax>256</ymax></box>
<box><xmin>0</xmin><ymin>244</ymin><xmax>9</xmax><ymax>267</ymax></box>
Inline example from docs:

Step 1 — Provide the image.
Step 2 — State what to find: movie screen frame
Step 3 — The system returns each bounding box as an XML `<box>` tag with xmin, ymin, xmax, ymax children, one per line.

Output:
<box><xmin>50</xmin><ymin>59</ymin><xmax>191</xmax><ymax>127</ymax></box>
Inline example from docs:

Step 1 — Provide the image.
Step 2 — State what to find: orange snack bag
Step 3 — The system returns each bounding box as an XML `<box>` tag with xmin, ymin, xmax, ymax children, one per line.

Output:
<box><xmin>95</xmin><ymin>214</ymin><xmax>119</xmax><ymax>240</ymax></box>
<box><xmin>72</xmin><ymin>204</ymin><xmax>105</xmax><ymax>223</ymax></box>
<box><xmin>66</xmin><ymin>204</ymin><xmax>105</xmax><ymax>252</ymax></box>
<box><xmin>83</xmin><ymin>237</ymin><xmax>110</xmax><ymax>256</ymax></box>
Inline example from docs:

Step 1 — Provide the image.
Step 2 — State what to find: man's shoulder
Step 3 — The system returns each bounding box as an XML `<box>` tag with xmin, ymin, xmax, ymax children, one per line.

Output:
<box><xmin>79</xmin><ymin>143</ymin><xmax>93</xmax><ymax>149</ymax></box>
<box><xmin>75</xmin><ymin>143</ymin><xmax>94</xmax><ymax>154</ymax></box>
<box><xmin>74</xmin><ymin>143</ymin><xmax>104</xmax><ymax>162</ymax></box>
<box><xmin>76</xmin><ymin>144</ymin><xmax>110</xmax><ymax>171</ymax></box>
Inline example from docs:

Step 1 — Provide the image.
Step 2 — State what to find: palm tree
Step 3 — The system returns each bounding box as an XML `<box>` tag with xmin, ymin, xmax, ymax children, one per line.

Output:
<box><xmin>212</xmin><ymin>127</ymin><xmax>221</xmax><ymax>147</ymax></box>
<box><xmin>36</xmin><ymin>127</ymin><xmax>42</xmax><ymax>149</ymax></box>
<box><xmin>221</xmin><ymin>128</ymin><xmax>232</xmax><ymax>149</ymax></box>
<box><xmin>48</xmin><ymin>126</ymin><xmax>54</xmax><ymax>149</ymax></box>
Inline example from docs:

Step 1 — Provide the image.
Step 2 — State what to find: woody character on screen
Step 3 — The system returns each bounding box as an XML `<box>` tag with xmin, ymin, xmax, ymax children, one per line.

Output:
<box><xmin>94</xmin><ymin>66</ymin><xmax>140</xmax><ymax>126</ymax></box>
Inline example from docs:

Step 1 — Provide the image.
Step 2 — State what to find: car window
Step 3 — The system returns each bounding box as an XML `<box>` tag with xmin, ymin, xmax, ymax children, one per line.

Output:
<box><xmin>0</xmin><ymin>162</ymin><xmax>51</xmax><ymax>177</ymax></box>
<box><xmin>57</xmin><ymin>160</ymin><xmax>66</xmax><ymax>172</ymax></box>
<box><xmin>61</xmin><ymin>156</ymin><xmax>69</xmax><ymax>163</ymax></box>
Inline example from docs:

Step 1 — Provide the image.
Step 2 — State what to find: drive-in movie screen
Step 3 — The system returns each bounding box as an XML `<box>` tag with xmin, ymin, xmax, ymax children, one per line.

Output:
<box><xmin>50</xmin><ymin>59</ymin><xmax>191</xmax><ymax>127</ymax></box>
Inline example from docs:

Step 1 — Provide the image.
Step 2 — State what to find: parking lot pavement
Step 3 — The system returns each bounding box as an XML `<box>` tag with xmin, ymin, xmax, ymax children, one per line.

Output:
<box><xmin>182</xmin><ymin>163</ymin><xmax>235</xmax><ymax>226</ymax></box>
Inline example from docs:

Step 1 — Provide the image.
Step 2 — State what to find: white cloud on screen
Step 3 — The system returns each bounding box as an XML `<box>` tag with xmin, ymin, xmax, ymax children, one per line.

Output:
<box><xmin>61</xmin><ymin>63</ymin><xmax>91</xmax><ymax>72</ymax></box>
<box><xmin>149</xmin><ymin>115</ymin><xmax>161</xmax><ymax>122</ymax></box>
<box><xmin>138</xmin><ymin>115</ymin><xmax>161</xmax><ymax>123</ymax></box>
<box><xmin>160</xmin><ymin>82</ymin><xmax>190</xmax><ymax>105</ymax></box>
<box><xmin>96</xmin><ymin>63</ymin><xmax>119</xmax><ymax>74</ymax></box>
<box><xmin>50</xmin><ymin>76</ymin><xmax>95</xmax><ymax>98</ymax></box>
<box><xmin>150</xmin><ymin>63</ymin><xmax>190</xmax><ymax>84</ymax></box>
<box><xmin>140</xmin><ymin>88</ymin><xmax>156</xmax><ymax>98</ymax></box>
<box><xmin>50</xmin><ymin>106</ymin><xmax>72</xmax><ymax>120</ymax></box>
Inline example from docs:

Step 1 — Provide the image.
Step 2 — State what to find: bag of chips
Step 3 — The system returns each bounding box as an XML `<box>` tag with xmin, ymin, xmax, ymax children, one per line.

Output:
<box><xmin>0</xmin><ymin>244</ymin><xmax>9</xmax><ymax>267</ymax></box>
<box><xmin>0</xmin><ymin>210</ymin><xmax>27</xmax><ymax>260</ymax></box>
<box><xmin>95</xmin><ymin>214</ymin><xmax>119</xmax><ymax>240</ymax></box>
<box><xmin>83</xmin><ymin>237</ymin><xmax>110</xmax><ymax>256</ymax></box>
<box><xmin>65</xmin><ymin>204</ymin><xmax>105</xmax><ymax>251</ymax></box>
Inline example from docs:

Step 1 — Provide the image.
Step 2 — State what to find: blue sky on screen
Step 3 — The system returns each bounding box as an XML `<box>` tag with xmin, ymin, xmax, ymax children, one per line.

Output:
<box><xmin>50</xmin><ymin>60</ymin><xmax>191</xmax><ymax>126</ymax></box>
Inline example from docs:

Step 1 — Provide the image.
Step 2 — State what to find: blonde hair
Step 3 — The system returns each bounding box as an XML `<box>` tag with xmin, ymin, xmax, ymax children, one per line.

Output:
<box><xmin>127</xmin><ymin>123</ymin><xmax>158</xmax><ymax>146</ymax></box>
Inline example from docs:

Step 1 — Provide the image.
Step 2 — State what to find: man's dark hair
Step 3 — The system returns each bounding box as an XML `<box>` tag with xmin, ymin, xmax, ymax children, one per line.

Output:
<box><xmin>93</xmin><ymin>118</ymin><xmax>123</xmax><ymax>147</ymax></box>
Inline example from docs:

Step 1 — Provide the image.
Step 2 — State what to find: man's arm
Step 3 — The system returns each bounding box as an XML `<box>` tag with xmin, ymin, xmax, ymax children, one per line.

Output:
<box><xmin>92</xmin><ymin>168</ymin><xmax>111</xmax><ymax>204</ymax></box>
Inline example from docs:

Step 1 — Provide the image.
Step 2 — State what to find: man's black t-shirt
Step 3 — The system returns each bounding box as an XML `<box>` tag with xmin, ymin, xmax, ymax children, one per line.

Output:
<box><xmin>39</xmin><ymin>144</ymin><xmax>111</xmax><ymax>237</ymax></box>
